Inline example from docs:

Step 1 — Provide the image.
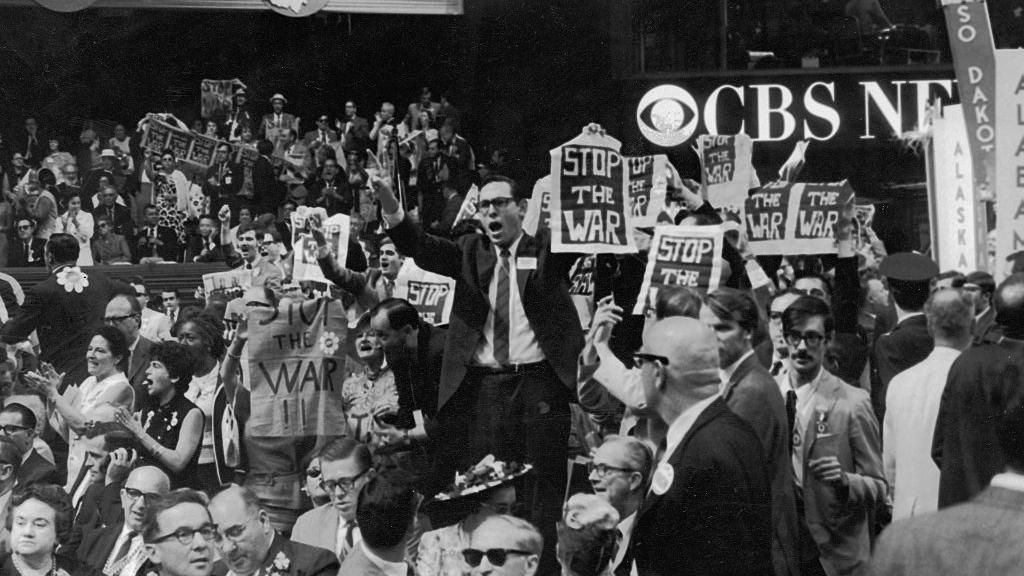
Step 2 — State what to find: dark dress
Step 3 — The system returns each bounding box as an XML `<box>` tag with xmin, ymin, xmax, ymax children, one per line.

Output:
<box><xmin>0</xmin><ymin>553</ymin><xmax>99</xmax><ymax>576</ymax></box>
<box><xmin>137</xmin><ymin>393</ymin><xmax>203</xmax><ymax>489</ymax></box>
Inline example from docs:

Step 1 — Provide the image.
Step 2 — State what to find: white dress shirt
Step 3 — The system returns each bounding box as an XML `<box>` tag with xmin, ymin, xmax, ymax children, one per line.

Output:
<box><xmin>612</xmin><ymin>511</ymin><xmax>637</xmax><ymax>572</ymax></box>
<box><xmin>788</xmin><ymin>368</ymin><xmax>824</xmax><ymax>489</ymax></box>
<box><xmin>472</xmin><ymin>233</ymin><xmax>543</xmax><ymax>366</ymax></box>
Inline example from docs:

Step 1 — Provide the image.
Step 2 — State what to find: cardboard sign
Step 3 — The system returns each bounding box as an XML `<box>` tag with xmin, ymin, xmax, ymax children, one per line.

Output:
<box><xmin>142</xmin><ymin>115</ymin><xmax>220</xmax><ymax>170</ymax></box>
<box><xmin>929</xmin><ymin>104</ymin><xmax>986</xmax><ymax>272</ymax></box>
<box><xmin>568</xmin><ymin>254</ymin><xmax>596</xmax><ymax>328</ymax></box>
<box><xmin>143</xmin><ymin>119</ymin><xmax>173</xmax><ymax>154</ymax></box>
<box><xmin>290</xmin><ymin>207</ymin><xmax>350</xmax><ymax>285</ymax></box>
<box><xmin>523</xmin><ymin>176</ymin><xmax>552</xmax><ymax>236</ymax></box>
<box><xmin>202</xmin><ymin>269</ymin><xmax>252</xmax><ymax>297</ymax></box>
<box><xmin>626</xmin><ymin>155</ymin><xmax>668</xmax><ymax>227</ymax></box>
<box><xmin>633</xmin><ymin>225</ymin><xmax>724</xmax><ymax>314</ymax></box>
<box><xmin>697</xmin><ymin>134</ymin><xmax>754</xmax><ymax>213</ymax></box>
<box><xmin>201</xmin><ymin>79</ymin><xmax>244</xmax><ymax>120</ymax></box>
<box><xmin>744</xmin><ymin>181</ymin><xmax>856</xmax><ymax>255</ymax></box>
<box><xmin>549</xmin><ymin>130</ymin><xmax>636</xmax><ymax>254</ymax></box>
<box><xmin>451</xmin><ymin>184</ymin><xmax>480</xmax><ymax>230</ymax></box>
<box><xmin>993</xmin><ymin>50</ymin><xmax>1024</xmax><ymax>277</ymax></box>
<box><xmin>246</xmin><ymin>298</ymin><xmax>347</xmax><ymax>437</ymax></box>
<box><xmin>188</xmin><ymin>134</ymin><xmax>219</xmax><ymax>167</ymax></box>
<box><xmin>393</xmin><ymin>260</ymin><xmax>456</xmax><ymax>326</ymax></box>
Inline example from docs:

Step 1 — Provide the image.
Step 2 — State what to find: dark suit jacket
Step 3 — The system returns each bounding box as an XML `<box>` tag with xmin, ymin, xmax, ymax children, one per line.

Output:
<box><xmin>303</xmin><ymin>129</ymin><xmax>339</xmax><ymax>146</ymax></box>
<box><xmin>128</xmin><ymin>337</ymin><xmax>157</xmax><ymax>411</ymax></box>
<box><xmin>721</xmin><ymin>353</ymin><xmax>799</xmax><ymax>576</ymax></box>
<box><xmin>133</xmin><ymin>225</ymin><xmax>179</xmax><ymax>262</ymax></box>
<box><xmin>253</xmin><ymin>155</ymin><xmax>282</xmax><ymax>216</ymax></box>
<box><xmin>872</xmin><ymin>314</ymin><xmax>932</xmax><ymax>420</ymax></box>
<box><xmin>972</xmin><ymin>306</ymin><xmax>1001</xmax><ymax>345</ymax></box>
<box><xmin>17</xmin><ymin>449</ymin><xmax>59</xmax><ymax>487</ymax></box>
<box><xmin>386</xmin><ymin>216</ymin><xmax>584</xmax><ymax>411</ymax></box>
<box><xmin>932</xmin><ymin>339</ymin><xmax>1024</xmax><ymax>508</ymax></box>
<box><xmin>212</xmin><ymin>533</ymin><xmax>338</xmax><ymax>576</ymax></box>
<box><xmin>186</xmin><ymin>236</ymin><xmax>229</xmax><ymax>264</ymax></box>
<box><xmin>7</xmin><ymin>238</ymin><xmax>45</xmax><ymax>267</ymax></box>
<box><xmin>632</xmin><ymin>397</ymin><xmax>773</xmax><ymax>576</ymax></box>
<box><xmin>203</xmin><ymin>161</ymin><xmax>243</xmax><ymax>204</ymax></box>
<box><xmin>76</xmin><ymin>520</ymin><xmax>122</xmax><ymax>574</ymax></box>
<box><xmin>94</xmin><ymin>204</ymin><xmax>135</xmax><ymax>238</ymax></box>
<box><xmin>340</xmin><ymin>117</ymin><xmax>369</xmax><ymax>152</ymax></box>
<box><xmin>0</xmin><ymin>266</ymin><xmax>123</xmax><ymax>387</ymax></box>
<box><xmin>866</xmin><ymin>485</ymin><xmax>1024</xmax><ymax>576</ymax></box>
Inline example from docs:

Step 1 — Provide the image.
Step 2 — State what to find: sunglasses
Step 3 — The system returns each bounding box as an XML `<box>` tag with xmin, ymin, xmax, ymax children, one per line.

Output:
<box><xmin>461</xmin><ymin>548</ymin><xmax>534</xmax><ymax>568</ymax></box>
<box><xmin>16</xmin><ymin>225</ymin><xmax>32</xmax><ymax>230</ymax></box>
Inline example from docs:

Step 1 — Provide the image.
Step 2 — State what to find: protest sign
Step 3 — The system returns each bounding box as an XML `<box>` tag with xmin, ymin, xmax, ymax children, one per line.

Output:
<box><xmin>626</xmin><ymin>155</ymin><xmax>668</xmax><ymax>227</ymax></box>
<box><xmin>290</xmin><ymin>207</ymin><xmax>350</xmax><ymax>285</ymax></box>
<box><xmin>246</xmin><ymin>298</ymin><xmax>347</xmax><ymax>437</ymax></box>
<box><xmin>201</xmin><ymin>79</ymin><xmax>245</xmax><ymax>120</ymax></box>
<box><xmin>451</xmin><ymin>183</ymin><xmax>480</xmax><ymax>230</ymax></box>
<box><xmin>993</xmin><ymin>50</ymin><xmax>1024</xmax><ymax>277</ymax></box>
<box><xmin>549</xmin><ymin>128</ymin><xmax>635</xmax><ymax>254</ymax></box>
<box><xmin>928</xmin><ymin>104</ymin><xmax>986</xmax><ymax>272</ymax></box>
<box><xmin>744</xmin><ymin>181</ymin><xmax>856</xmax><ymax>255</ymax></box>
<box><xmin>697</xmin><ymin>134</ymin><xmax>754</xmax><ymax>212</ymax></box>
<box><xmin>141</xmin><ymin>115</ymin><xmax>219</xmax><ymax>170</ymax></box>
<box><xmin>142</xmin><ymin>118</ymin><xmax>173</xmax><ymax>154</ymax></box>
<box><xmin>394</xmin><ymin>260</ymin><xmax>456</xmax><ymax>326</ymax></box>
<box><xmin>523</xmin><ymin>176</ymin><xmax>551</xmax><ymax>236</ymax></box>
<box><xmin>632</xmin><ymin>225</ymin><xmax>723</xmax><ymax>314</ymax></box>
<box><xmin>188</xmin><ymin>134</ymin><xmax>218</xmax><ymax>167</ymax></box>
<box><xmin>202</xmin><ymin>269</ymin><xmax>252</xmax><ymax>297</ymax></box>
<box><xmin>568</xmin><ymin>254</ymin><xmax>596</xmax><ymax>328</ymax></box>
<box><xmin>942</xmin><ymin>0</ymin><xmax>996</xmax><ymax>199</ymax></box>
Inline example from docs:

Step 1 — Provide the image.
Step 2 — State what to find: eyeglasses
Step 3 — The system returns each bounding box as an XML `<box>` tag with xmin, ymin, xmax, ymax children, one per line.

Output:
<box><xmin>461</xmin><ymin>548</ymin><xmax>534</xmax><ymax>568</ymax></box>
<box><xmin>104</xmin><ymin>314</ymin><xmax>137</xmax><ymax>324</ymax></box>
<box><xmin>321</xmin><ymin>468</ymin><xmax>368</xmax><ymax>495</ymax></box>
<box><xmin>123</xmin><ymin>487</ymin><xmax>161</xmax><ymax>503</ymax></box>
<box><xmin>150</xmin><ymin>524</ymin><xmax>219</xmax><ymax>545</ymax></box>
<box><xmin>477</xmin><ymin>197</ymin><xmax>515</xmax><ymax>211</ymax></box>
<box><xmin>16</xmin><ymin>225</ymin><xmax>32</xmax><ymax>230</ymax></box>
<box><xmin>586</xmin><ymin>462</ymin><xmax>638</xmax><ymax>478</ymax></box>
<box><xmin>632</xmin><ymin>352</ymin><xmax>670</xmax><ymax>368</ymax></box>
<box><xmin>0</xmin><ymin>424</ymin><xmax>31</xmax><ymax>435</ymax></box>
<box><xmin>785</xmin><ymin>330</ymin><xmax>826</xmax><ymax>347</ymax></box>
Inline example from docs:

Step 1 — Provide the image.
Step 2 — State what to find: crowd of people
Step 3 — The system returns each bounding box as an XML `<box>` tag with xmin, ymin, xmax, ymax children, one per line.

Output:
<box><xmin>0</xmin><ymin>84</ymin><xmax>1020</xmax><ymax>576</ymax></box>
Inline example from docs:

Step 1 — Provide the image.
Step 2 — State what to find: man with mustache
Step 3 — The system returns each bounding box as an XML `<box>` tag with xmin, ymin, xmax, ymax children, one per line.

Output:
<box><xmin>78</xmin><ymin>466</ymin><xmax>171</xmax><ymax>576</ymax></box>
<box><xmin>141</xmin><ymin>489</ymin><xmax>218</xmax><ymax>576</ymax></box>
<box><xmin>208</xmin><ymin>485</ymin><xmax>337</xmax><ymax>576</ymax></box>
<box><xmin>782</xmin><ymin>296</ymin><xmax>884</xmax><ymax>576</ymax></box>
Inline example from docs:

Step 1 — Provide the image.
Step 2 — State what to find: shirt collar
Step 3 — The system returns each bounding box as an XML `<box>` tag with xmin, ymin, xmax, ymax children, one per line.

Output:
<box><xmin>360</xmin><ymin>541</ymin><xmax>408</xmax><ymax>576</ymax></box>
<box><xmin>990</xmin><ymin>472</ymin><xmax>1024</xmax><ymax>493</ymax></box>
<box><xmin>719</xmin><ymin>349</ymin><xmax>755</xmax><ymax>390</ymax></box>
<box><xmin>663</xmin><ymin>395</ymin><xmax>718</xmax><ymax>461</ymax></box>
<box><xmin>494</xmin><ymin>232</ymin><xmax>525</xmax><ymax>257</ymax></box>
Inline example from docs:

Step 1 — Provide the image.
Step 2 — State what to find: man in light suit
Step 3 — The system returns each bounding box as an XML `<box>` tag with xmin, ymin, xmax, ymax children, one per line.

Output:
<box><xmin>77</xmin><ymin>466</ymin><xmax>170</xmax><ymax>576</ymax></box>
<box><xmin>258</xmin><ymin>94</ymin><xmax>299</xmax><ymax>142</ymax></box>
<box><xmin>129</xmin><ymin>278</ymin><xmax>172</xmax><ymax>343</ymax></box>
<box><xmin>867</xmin><ymin>379</ymin><xmax>1024</xmax><ymax>575</ymax></box>
<box><xmin>701</xmin><ymin>288</ymin><xmax>799</xmax><ymax>576</ymax></box>
<box><xmin>223</xmin><ymin>221</ymin><xmax>284</xmax><ymax>293</ymax></box>
<box><xmin>630</xmin><ymin>317</ymin><xmax>773</xmax><ymax>576</ymax></box>
<box><xmin>381</xmin><ymin>175</ymin><xmax>583</xmax><ymax>573</ymax></box>
<box><xmin>337</xmin><ymin>474</ymin><xmax>418</xmax><ymax>576</ymax></box>
<box><xmin>209</xmin><ymin>485</ymin><xmax>338</xmax><ymax>576</ymax></box>
<box><xmin>105</xmin><ymin>293</ymin><xmax>158</xmax><ymax>411</ymax></box>
<box><xmin>315</xmin><ymin>232</ymin><xmax>405</xmax><ymax>317</ymax></box>
<box><xmin>782</xmin><ymin>296</ymin><xmax>885</xmax><ymax>576</ymax></box>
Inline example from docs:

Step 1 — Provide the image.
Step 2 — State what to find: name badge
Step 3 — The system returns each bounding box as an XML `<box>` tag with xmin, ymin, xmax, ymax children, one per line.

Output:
<box><xmin>518</xmin><ymin>257</ymin><xmax>537</xmax><ymax>270</ymax></box>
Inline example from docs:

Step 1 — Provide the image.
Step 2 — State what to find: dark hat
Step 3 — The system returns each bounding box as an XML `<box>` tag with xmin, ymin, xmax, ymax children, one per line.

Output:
<box><xmin>878</xmin><ymin>252</ymin><xmax>939</xmax><ymax>283</ymax></box>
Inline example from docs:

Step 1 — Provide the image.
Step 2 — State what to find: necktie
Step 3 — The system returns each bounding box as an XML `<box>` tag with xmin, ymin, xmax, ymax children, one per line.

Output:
<box><xmin>108</xmin><ymin>207</ymin><xmax>114</xmax><ymax>222</ymax></box>
<box><xmin>494</xmin><ymin>249</ymin><xmax>511</xmax><ymax>365</ymax></box>
<box><xmin>24</xmin><ymin>241</ymin><xmax>31</xmax><ymax>262</ymax></box>
<box><xmin>320</xmin><ymin>131</ymin><xmax>327</xmax><ymax>143</ymax></box>
<box><xmin>383</xmin><ymin>278</ymin><xmax>394</xmax><ymax>299</ymax></box>
<box><xmin>786</xmin><ymin>390</ymin><xmax>798</xmax><ymax>452</ymax></box>
<box><xmin>337</xmin><ymin>520</ymin><xmax>356</xmax><ymax>561</ymax></box>
<box><xmin>104</xmin><ymin>531</ymin><xmax>139</xmax><ymax>576</ymax></box>
<box><xmin>112</xmin><ymin>531</ymin><xmax>136</xmax><ymax>564</ymax></box>
<box><xmin>245</xmin><ymin>262</ymin><xmax>253</xmax><ymax>270</ymax></box>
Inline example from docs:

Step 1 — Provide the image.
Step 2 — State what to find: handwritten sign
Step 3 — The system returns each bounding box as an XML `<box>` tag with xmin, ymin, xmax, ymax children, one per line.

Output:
<box><xmin>394</xmin><ymin>260</ymin><xmax>456</xmax><ymax>326</ymax></box>
<box><xmin>188</xmin><ymin>134</ymin><xmax>218</xmax><ymax>167</ymax></box>
<box><xmin>744</xmin><ymin>181</ymin><xmax>855</xmax><ymax>255</ymax></box>
<box><xmin>633</xmin><ymin>226</ymin><xmax>723</xmax><ymax>314</ymax></box>
<box><xmin>930</xmin><ymin>104</ymin><xmax>986</xmax><ymax>272</ymax></box>
<box><xmin>143</xmin><ymin>119</ymin><xmax>173</xmax><ymax>154</ymax></box>
<box><xmin>452</xmin><ymin>184</ymin><xmax>480</xmax><ymax>230</ymax></box>
<box><xmin>201</xmin><ymin>78</ymin><xmax>244</xmax><ymax>120</ymax></box>
<box><xmin>995</xmin><ymin>49</ymin><xmax>1024</xmax><ymax>277</ymax></box>
<box><xmin>246</xmin><ymin>299</ymin><xmax>347</xmax><ymax>437</ymax></box>
<box><xmin>523</xmin><ymin>176</ymin><xmax>552</xmax><ymax>236</ymax></box>
<box><xmin>549</xmin><ymin>130</ymin><xmax>635</xmax><ymax>254</ymax></box>
<box><xmin>626</xmin><ymin>155</ymin><xmax>668</xmax><ymax>227</ymax></box>
<box><xmin>141</xmin><ymin>115</ymin><xmax>220</xmax><ymax>170</ymax></box>
<box><xmin>697</xmin><ymin>134</ymin><xmax>753</xmax><ymax>213</ymax></box>
<box><xmin>202</xmin><ymin>269</ymin><xmax>252</xmax><ymax>297</ymax></box>
<box><xmin>290</xmin><ymin>207</ymin><xmax>350</xmax><ymax>285</ymax></box>
<box><xmin>568</xmin><ymin>254</ymin><xmax>596</xmax><ymax>328</ymax></box>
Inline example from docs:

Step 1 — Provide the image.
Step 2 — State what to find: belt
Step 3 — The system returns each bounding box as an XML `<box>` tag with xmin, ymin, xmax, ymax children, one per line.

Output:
<box><xmin>467</xmin><ymin>360</ymin><xmax>548</xmax><ymax>375</ymax></box>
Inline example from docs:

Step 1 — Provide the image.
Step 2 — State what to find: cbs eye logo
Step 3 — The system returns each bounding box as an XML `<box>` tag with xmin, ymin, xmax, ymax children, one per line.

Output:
<box><xmin>636</xmin><ymin>85</ymin><xmax>699</xmax><ymax>147</ymax></box>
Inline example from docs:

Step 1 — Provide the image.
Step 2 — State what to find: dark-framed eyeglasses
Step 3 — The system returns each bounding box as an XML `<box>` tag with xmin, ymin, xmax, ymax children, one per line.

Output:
<box><xmin>0</xmin><ymin>424</ymin><xmax>31</xmax><ymax>435</ymax></box>
<box><xmin>320</xmin><ymin>468</ymin><xmax>368</xmax><ymax>495</ymax></box>
<box><xmin>632</xmin><ymin>352</ymin><xmax>670</xmax><ymax>368</ymax></box>
<box><xmin>461</xmin><ymin>548</ymin><xmax>534</xmax><ymax>568</ymax></box>
<box><xmin>785</xmin><ymin>330</ymin><xmax>826</xmax><ymax>348</ymax></box>
<box><xmin>150</xmin><ymin>524</ymin><xmax>219</xmax><ymax>545</ymax></box>
<box><xmin>122</xmin><ymin>487</ymin><xmax>161</xmax><ymax>503</ymax></box>
<box><xmin>586</xmin><ymin>462</ymin><xmax>638</xmax><ymax>479</ymax></box>
<box><xmin>16</xmin><ymin>225</ymin><xmax>33</xmax><ymax>231</ymax></box>
<box><xmin>477</xmin><ymin>197</ymin><xmax>515</xmax><ymax>211</ymax></box>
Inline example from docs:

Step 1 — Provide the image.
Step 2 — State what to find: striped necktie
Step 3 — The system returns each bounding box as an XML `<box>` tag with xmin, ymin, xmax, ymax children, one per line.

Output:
<box><xmin>494</xmin><ymin>249</ymin><xmax>511</xmax><ymax>365</ymax></box>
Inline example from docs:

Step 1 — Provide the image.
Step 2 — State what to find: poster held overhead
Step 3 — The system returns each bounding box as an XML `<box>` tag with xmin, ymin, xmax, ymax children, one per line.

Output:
<box><xmin>697</xmin><ymin>134</ymin><xmax>754</xmax><ymax>214</ymax></box>
<box><xmin>633</xmin><ymin>225</ymin><xmax>724</xmax><ymax>314</ymax></box>
<box><xmin>744</xmin><ymin>181</ymin><xmax>855</xmax><ymax>256</ymax></box>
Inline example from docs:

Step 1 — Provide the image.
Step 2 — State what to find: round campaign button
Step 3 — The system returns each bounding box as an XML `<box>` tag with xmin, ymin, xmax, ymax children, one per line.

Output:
<box><xmin>636</xmin><ymin>84</ymin><xmax>699</xmax><ymax>148</ymax></box>
<box><xmin>34</xmin><ymin>0</ymin><xmax>96</xmax><ymax>12</ymax></box>
<box><xmin>264</xmin><ymin>0</ymin><xmax>330</xmax><ymax>17</ymax></box>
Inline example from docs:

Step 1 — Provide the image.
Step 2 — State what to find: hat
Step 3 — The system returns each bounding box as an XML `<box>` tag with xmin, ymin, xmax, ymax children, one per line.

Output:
<box><xmin>100</xmin><ymin>149</ymin><xmax>117</xmax><ymax>158</ymax></box>
<box><xmin>434</xmin><ymin>454</ymin><xmax>533</xmax><ymax>502</ymax></box>
<box><xmin>269</xmin><ymin>93</ymin><xmax>288</xmax><ymax>104</ymax></box>
<box><xmin>878</xmin><ymin>252</ymin><xmax>939</xmax><ymax>283</ymax></box>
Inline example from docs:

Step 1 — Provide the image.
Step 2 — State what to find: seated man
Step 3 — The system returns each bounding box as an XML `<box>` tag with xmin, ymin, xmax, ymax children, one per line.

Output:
<box><xmin>0</xmin><ymin>403</ymin><xmax>59</xmax><ymax>486</ymax></box>
<box><xmin>134</xmin><ymin>204</ymin><xmax>179</xmax><ymax>263</ymax></box>
<box><xmin>91</xmin><ymin>214</ymin><xmax>134</xmax><ymax>265</ymax></box>
<box><xmin>186</xmin><ymin>214</ymin><xmax>228</xmax><ymax>263</ymax></box>
<box><xmin>70</xmin><ymin>422</ymin><xmax>138</xmax><ymax>539</ymax></box>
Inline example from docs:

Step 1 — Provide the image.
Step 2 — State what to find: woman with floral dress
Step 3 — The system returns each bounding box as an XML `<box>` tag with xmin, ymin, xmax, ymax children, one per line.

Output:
<box><xmin>340</xmin><ymin>314</ymin><xmax>396</xmax><ymax>446</ymax></box>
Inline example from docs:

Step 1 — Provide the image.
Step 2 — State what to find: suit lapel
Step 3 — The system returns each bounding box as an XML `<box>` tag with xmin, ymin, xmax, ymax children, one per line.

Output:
<box><xmin>128</xmin><ymin>338</ymin><xmax>148</xmax><ymax>383</ymax></box>
<box><xmin>802</xmin><ymin>372</ymin><xmax>841</xmax><ymax>463</ymax></box>
<box><xmin>475</xmin><ymin>240</ymin><xmax>496</xmax><ymax>290</ymax></box>
<box><xmin>721</xmin><ymin>354</ymin><xmax>757</xmax><ymax>402</ymax></box>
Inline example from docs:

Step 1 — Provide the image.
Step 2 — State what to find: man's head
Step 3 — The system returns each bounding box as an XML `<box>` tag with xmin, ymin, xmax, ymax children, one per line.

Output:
<box><xmin>143</xmin><ymin>204</ymin><xmax>160</xmax><ymax>227</ymax></box>
<box><xmin>236</xmin><ymin>222</ymin><xmax>259</xmax><ymax>263</ymax></box>
<box><xmin>15</xmin><ymin>218</ymin><xmax>35</xmax><ymax>241</ymax></box>
<box><xmin>105</xmin><ymin>292</ymin><xmax>143</xmax><ymax>344</ymax></box>
<box><xmin>114</xmin><ymin>124</ymin><xmax>126</xmax><ymax>140</ymax></box>
<box><xmin>208</xmin><ymin>486</ymin><xmax>275</xmax><ymax>576</ymax></box>
<box><xmin>321</xmin><ymin>157</ymin><xmax>340</xmax><ymax>181</ymax></box>
<box><xmin>62</xmin><ymin>164</ymin><xmax>79</xmax><ymax>186</ymax></box>
<box><xmin>238</xmin><ymin>207</ymin><xmax>252</xmax><ymax>225</ymax></box>
<box><xmin>0</xmin><ymin>403</ymin><xmax>38</xmax><ymax>455</ymax></box>
<box><xmin>369</xmin><ymin>298</ymin><xmax>420</xmax><ymax>355</ymax></box>
<box><xmin>24</xmin><ymin>118</ymin><xmax>37</xmax><ymax>134</ymax></box>
<box><xmin>198</xmin><ymin>215</ymin><xmax>217</xmax><ymax>239</ymax></box>
<box><xmin>924</xmin><ymin>289</ymin><xmax>974</xmax><ymax>351</ymax></box>
<box><xmin>793</xmin><ymin>271</ymin><xmax>832</xmax><ymax>304</ymax></box>
<box><xmin>781</xmin><ymin>296</ymin><xmax>834</xmax><ymax>380</ymax></box>
<box><xmin>478</xmin><ymin>176</ymin><xmax>525</xmax><ymax>249</ymax></box>
<box><xmin>0</xmin><ymin>437</ymin><xmax>21</xmax><ymax>489</ymax></box>
<box><xmin>121</xmin><ymin>466</ymin><xmax>171</xmax><ymax>532</ymax></box>
<box><xmin>426</xmin><ymin>139</ymin><xmax>441</xmax><ymax>159</ymax></box>
<box><xmin>130</xmin><ymin>277</ymin><xmax>150</xmax><ymax>308</ymax></box>
<box><xmin>162</xmin><ymin>290</ymin><xmax>180</xmax><ymax>312</ymax></box>
<box><xmin>380</xmin><ymin>102</ymin><xmax>395</xmax><ymax>121</ymax></box>
<box><xmin>318</xmin><ymin>438</ymin><xmax>373</xmax><ymax>521</ymax></box>
<box><xmin>588</xmin><ymin>435</ymin><xmax>652</xmax><ymax>518</ymax></box>
<box><xmin>161</xmin><ymin>151</ymin><xmax>176</xmax><ymax>172</ymax></box>
<box><xmin>215</xmin><ymin>144</ymin><xmax>231</xmax><ymax>165</ymax></box>
<box><xmin>344</xmin><ymin>101</ymin><xmax>357</xmax><ymax>119</ymax></box>
<box><xmin>355</xmin><ymin>474</ymin><xmax>419</xmax><ymax>553</ymax></box>
<box><xmin>259</xmin><ymin>230</ymin><xmax>283</xmax><ymax>262</ymax></box>
<box><xmin>861</xmin><ymin>271</ymin><xmax>890</xmax><ymax>310</ymax></box>
<box><xmin>142</xmin><ymin>489</ymin><xmax>216</xmax><ymax>576</ymax></box>
<box><xmin>44</xmin><ymin>233</ymin><xmax>80</xmax><ymax>269</ymax></box>
<box><xmin>700</xmin><ymin>288</ymin><xmax>762</xmax><ymax>369</ymax></box>
<box><xmin>995</xmin><ymin>273</ymin><xmax>1024</xmax><ymax>339</ymax></box>
<box><xmin>81</xmin><ymin>422</ymin><xmax>135</xmax><ymax>479</ymax></box>
<box><xmin>100</xmin><ymin>185</ymin><xmax>119</xmax><ymax>207</ymax></box>
<box><xmin>271</xmin><ymin>96</ymin><xmax>285</xmax><ymax>114</ymax></box>
<box><xmin>378</xmin><ymin>238</ymin><xmax>404</xmax><ymax>279</ymax></box>
<box><xmin>964</xmin><ymin>270</ymin><xmax>996</xmax><ymax>315</ymax></box>
<box><xmin>637</xmin><ymin>317</ymin><xmax>720</xmax><ymax>419</ymax></box>
<box><xmin>466</xmin><ymin>515</ymin><xmax>543</xmax><ymax>576</ymax></box>
<box><xmin>768</xmin><ymin>289</ymin><xmax>805</xmax><ymax>356</ymax></box>
<box><xmin>933</xmin><ymin>270</ymin><xmax>967</xmax><ymax>292</ymax></box>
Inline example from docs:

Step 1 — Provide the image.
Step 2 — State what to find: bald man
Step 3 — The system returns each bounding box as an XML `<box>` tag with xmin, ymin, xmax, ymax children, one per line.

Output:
<box><xmin>630</xmin><ymin>317</ymin><xmax>772</xmax><ymax>576</ymax></box>
<box><xmin>209</xmin><ymin>485</ymin><xmax>338</xmax><ymax>576</ymax></box>
<box><xmin>466</xmin><ymin>515</ymin><xmax>543</xmax><ymax>576</ymax></box>
<box><xmin>78</xmin><ymin>466</ymin><xmax>171</xmax><ymax>576</ymax></box>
